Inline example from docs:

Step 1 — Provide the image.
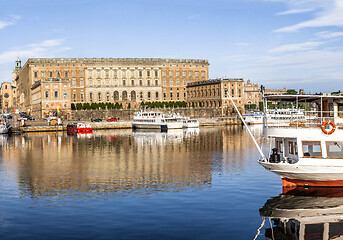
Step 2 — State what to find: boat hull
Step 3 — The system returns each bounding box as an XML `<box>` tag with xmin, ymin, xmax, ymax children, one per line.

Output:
<box><xmin>259</xmin><ymin>161</ymin><xmax>343</xmax><ymax>187</ymax></box>
<box><xmin>132</xmin><ymin>123</ymin><xmax>168</xmax><ymax>131</ymax></box>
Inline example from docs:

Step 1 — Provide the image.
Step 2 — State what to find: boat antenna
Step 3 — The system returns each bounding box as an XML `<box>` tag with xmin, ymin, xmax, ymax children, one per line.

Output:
<box><xmin>228</xmin><ymin>92</ymin><xmax>267</xmax><ymax>161</ymax></box>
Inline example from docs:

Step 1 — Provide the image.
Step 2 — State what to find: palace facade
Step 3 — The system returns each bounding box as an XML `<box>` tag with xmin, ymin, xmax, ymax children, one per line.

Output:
<box><xmin>186</xmin><ymin>78</ymin><xmax>245</xmax><ymax>115</ymax></box>
<box><xmin>13</xmin><ymin>58</ymin><xmax>209</xmax><ymax>118</ymax></box>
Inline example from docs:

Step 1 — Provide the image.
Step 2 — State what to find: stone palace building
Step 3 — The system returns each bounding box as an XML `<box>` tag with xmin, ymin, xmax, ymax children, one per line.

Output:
<box><xmin>13</xmin><ymin>58</ymin><xmax>209</xmax><ymax>118</ymax></box>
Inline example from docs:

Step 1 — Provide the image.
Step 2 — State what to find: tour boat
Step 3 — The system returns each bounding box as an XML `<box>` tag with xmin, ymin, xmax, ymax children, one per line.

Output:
<box><xmin>0</xmin><ymin>119</ymin><xmax>11</xmax><ymax>134</ymax></box>
<box><xmin>132</xmin><ymin>111</ymin><xmax>183</xmax><ymax>131</ymax></box>
<box><xmin>257</xmin><ymin>94</ymin><xmax>343</xmax><ymax>187</ymax></box>
<box><xmin>66</xmin><ymin>123</ymin><xmax>93</xmax><ymax>133</ymax></box>
<box><xmin>259</xmin><ymin>188</ymin><xmax>343</xmax><ymax>240</ymax></box>
<box><xmin>243</xmin><ymin>112</ymin><xmax>264</xmax><ymax>125</ymax></box>
<box><xmin>179</xmin><ymin>117</ymin><xmax>199</xmax><ymax>128</ymax></box>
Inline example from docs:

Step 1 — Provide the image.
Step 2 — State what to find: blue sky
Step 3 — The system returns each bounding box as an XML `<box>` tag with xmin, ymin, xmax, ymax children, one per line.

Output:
<box><xmin>0</xmin><ymin>0</ymin><xmax>342</xmax><ymax>92</ymax></box>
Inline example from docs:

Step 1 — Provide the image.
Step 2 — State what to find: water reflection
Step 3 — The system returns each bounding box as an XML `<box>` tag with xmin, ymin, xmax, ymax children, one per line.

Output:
<box><xmin>0</xmin><ymin>126</ymin><xmax>258</xmax><ymax>198</ymax></box>
<box><xmin>259</xmin><ymin>188</ymin><xmax>343</xmax><ymax>240</ymax></box>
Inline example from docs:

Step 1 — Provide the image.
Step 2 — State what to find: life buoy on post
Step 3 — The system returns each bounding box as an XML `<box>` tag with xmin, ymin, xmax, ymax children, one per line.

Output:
<box><xmin>321</xmin><ymin>120</ymin><xmax>336</xmax><ymax>135</ymax></box>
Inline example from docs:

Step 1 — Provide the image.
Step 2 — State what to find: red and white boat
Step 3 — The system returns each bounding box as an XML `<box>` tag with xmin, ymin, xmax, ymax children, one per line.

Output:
<box><xmin>67</xmin><ymin>123</ymin><xmax>93</xmax><ymax>134</ymax></box>
<box><xmin>258</xmin><ymin>94</ymin><xmax>343</xmax><ymax>188</ymax></box>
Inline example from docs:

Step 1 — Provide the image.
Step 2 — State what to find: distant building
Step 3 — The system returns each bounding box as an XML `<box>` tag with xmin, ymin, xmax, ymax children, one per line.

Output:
<box><xmin>243</xmin><ymin>79</ymin><xmax>260</xmax><ymax>108</ymax></box>
<box><xmin>186</xmin><ymin>78</ymin><xmax>244</xmax><ymax>115</ymax></box>
<box><xmin>13</xmin><ymin>58</ymin><xmax>209</xmax><ymax>118</ymax></box>
<box><xmin>264</xmin><ymin>87</ymin><xmax>287</xmax><ymax>96</ymax></box>
<box><xmin>0</xmin><ymin>82</ymin><xmax>17</xmax><ymax>113</ymax></box>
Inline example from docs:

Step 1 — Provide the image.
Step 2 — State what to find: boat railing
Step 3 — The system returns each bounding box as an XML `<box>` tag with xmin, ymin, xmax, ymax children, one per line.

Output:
<box><xmin>264</xmin><ymin>110</ymin><xmax>342</xmax><ymax>129</ymax></box>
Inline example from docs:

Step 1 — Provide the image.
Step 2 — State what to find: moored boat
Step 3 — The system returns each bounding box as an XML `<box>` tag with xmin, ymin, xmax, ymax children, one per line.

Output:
<box><xmin>0</xmin><ymin>119</ymin><xmax>11</xmax><ymax>134</ymax></box>
<box><xmin>257</xmin><ymin>94</ymin><xmax>343</xmax><ymax>187</ymax></box>
<box><xmin>132</xmin><ymin>111</ymin><xmax>183</xmax><ymax>131</ymax></box>
<box><xmin>67</xmin><ymin>123</ymin><xmax>93</xmax><ymax>133</ymax></box>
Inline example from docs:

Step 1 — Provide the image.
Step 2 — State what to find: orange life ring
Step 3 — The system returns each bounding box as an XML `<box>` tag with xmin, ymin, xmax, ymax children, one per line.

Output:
<box><xmin>321</xmin><ymin>120</ymin><xmax>336</xmax><ymax>135</ymax></box>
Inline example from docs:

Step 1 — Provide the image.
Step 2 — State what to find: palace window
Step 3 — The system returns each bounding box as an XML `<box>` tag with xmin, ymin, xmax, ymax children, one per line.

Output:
<box><xmin>54</xmin><ymin>91</ymin><xmax>58</xmax><ymax>98</ymax></box>
<box><xmin>155</xmin><ymin>70</ymin><xmax>158</xmax><ymax>77</ymax></box>
<box><xmin>73</xmin><ymin>93</ymin><xmax>76</xmax><ymax>102</ymax></box>
<box><xmin>97</xmin><ymin>71</ymin><xmax>100</xmax><ymax>78</ymax></box>
<box><xmin>65</xmin><ymin>71</ymin><xmax>68</xmax><ymax>77</ymax></box>
<box><xmin>147</xmin><ymin>71</ymin><xmax>150</xmax><ymax>77</ymax></box>
<box><xmin>162</xmin><ymin>70</ymin><xmax>166</xmax><ymax>76</ymax></box>
<box><xmin>88</xmin><ymin>71</ymin><xmax>92</xmax><ymax>78</ymax></box>
<box><xmin>163</xmin><ymin>79</ymin><xmax>166</xmax><ymax>85</ymax></box>
<box><xmin>63</xmin><ymin>90</ymin><xmax>67</xmax><ymax>99</ymax></box>
<box><xmin>90</xmin><ymin>93</ymin><xmax>93</xmax><ymax>101</ymax></box>
<box><xmin>195</xmin><ymin>71</ymin><xmax>199</xmax><ymax>77</ymax></box>
<box><xmin>72</xmin><ymin>80</ymin><xmax>76</xmax><ymax>86</ymax></box>
<box><xmin>169</xmin><ymin>70</ymin><xmax>173</xmax><ymax>76</ymax></box>
<box><xmin>49</xmin><ymin>71</ymin><xmax>53</xmax><ymax>77</ymax></box>
<box><xmin>183</xmin><ymin>71</ymin><xmax>186</xmax><ymax>77</ymax></box>
<box><xmin>189</xmin><ymin>71</ymin><xmax>192</xmax><ymax>77</ymax></box>
<box><xmin>41</xmin><ymin>71</ymin><xmax>45</xmax><ymax>77</ymax></box>
<box><xmin>155</xmin><ymin>92</ymin><xmax>159</xmax><ymax>99</ymax></box>
<box><xmin>140</xmin><ymin>92</ymin><xmax>143</xmax><ymax>99</ymax></box>
<box><xmin>45</xmin><ymin>91</ymin><xmax>49</xmax><ymax>98</ymax></box>
<box><xmin>98</xmin><ymin>92</ymin><xmax>101</xmax><ymax>101</ymax></box>
<box><xmin>139</xmin><ymin>71</ymin><xmax>142</xmax><ymax>77</ymax></box>
<box><xmin>106</xmin><ymin>71</ymin><xmax>109</xmax><ymax>78</ymax></box>
<box><xmin>176</xmin><ymin>79</ymin><xmax>179</xmax><ymax>85</ymax></box>
<box><xmin>147</xmin><ymin>80</ymin><xmax>150</xmax><ymax>86</ymax></box>
<box><xmin>57</xmin><ymin>71</ymin><xmax>60</xmax><ymax>78</ymax></box>
<box><xmin>123</xmin><ymin>80</ymin><xmax>126</xmax><ymax>86</ymax></box>
<box><xmin>131</xmin><ymin>80</ymin><xmax>134</xmax><ymax>86</ymax></box>
<box><xmin>148</xmin><ymin>92</ymin><xmax>151</xmax><ymax>99</ymax></box>
<box><xmin>139</xmin><ymin>80</ymin><xmax>142</xmax><ymax>86</ymax></box>
<box><xmin>169</xmin><ymin>80</ymin><xmax>173</xmax><ymax>86</ymax></box>
<box><xmin>81</xmin><ymin>93</ymin><xmax>84</xmax><ymax>102</ymax></box>
<box><xmin>170</xmin><ymin>92</ymin><xmax>173</xmax><ymax>99</ymax></box>
<box><xmin>155</xmin><ymin>79</ymin><xmax>158</xmax><ymax>86</ymax></box>
<box><xmin>122</xmin><ymin>71</ymin><xmax>126</xmax><ymax>78</ymax></box>
<box><xmin>80</xmin><ymin>80</ymin><xmax>84</xmax><ymax>86</ymax></box>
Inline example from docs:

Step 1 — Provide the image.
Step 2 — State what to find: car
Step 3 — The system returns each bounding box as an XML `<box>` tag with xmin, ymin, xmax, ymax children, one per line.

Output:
<box><xmin>107</xmin><ymin>118</ymin><xmax>118</xmax><ymax>122</ymax></box>
<box><xmin>91</xmin><ymin>118</ymin><xmax>102</xmax><ymax>122</ymax></box>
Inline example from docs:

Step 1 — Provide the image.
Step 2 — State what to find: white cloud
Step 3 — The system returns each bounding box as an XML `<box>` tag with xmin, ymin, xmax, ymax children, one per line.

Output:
<box><xmin>275</xmin><ymin>0</ymin><xmax>343</xmax><ymax>32</ymax></box>
<box><xmin>316</xmin><ymin>31</ymin><xmax>343</xmax><ymax>39</ymax></box>
<box><xmin>235</xmin><ymin>42</ymin><xmax>251</xmax><ymax>46</ymax></box>
<box><xmin>0</xmin><ymin>15</ymin><xmax>21</xmax><ymax>30</ymax></box>
<box><xmin>0</xmin><ymin>39</ymin><xmax>70</xmax><ymax>65</ymax></box>
<box><xmin>276</xmin><ymin>8</ymin><xmax>315</xmax><ymax>15</ymax></box>
<box><xmin>269</xmin><ymin>41</ymin><xmax>324</xmax><ymax>53</ymax></box>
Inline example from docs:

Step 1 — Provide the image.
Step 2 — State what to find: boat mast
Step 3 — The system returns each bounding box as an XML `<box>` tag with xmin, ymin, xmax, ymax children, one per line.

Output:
<box><xmin>227</xmin><ymin>92</ymin><xmax>267</xmax><ymax>161</ymax></box>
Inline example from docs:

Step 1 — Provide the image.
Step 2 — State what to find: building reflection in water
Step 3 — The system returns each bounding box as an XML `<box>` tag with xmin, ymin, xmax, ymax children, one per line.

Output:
<box><xmin>0</xmin><ymin>126</ymin><xmax>259</xmax><ymax>198</ymax></box>
<box><xmin>259</xmin><ymin>187</ymin><xmax>343</xmax><ymax>240</ymax></box>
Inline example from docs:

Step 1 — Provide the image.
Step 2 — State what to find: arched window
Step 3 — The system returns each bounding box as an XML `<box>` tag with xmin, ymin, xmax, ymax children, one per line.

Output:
<box><xmin>122</xmin><ymin>91</ymin><xmax>128</xmax><ymax>101</ymax></box>
<box><xmin>106</xmin><ymin>92</ymin><xmax>110</xmax><ymax>101</ymax></box>
<box><xmin>98</xmin><ymin>92</ymin><xmax>101</xmax><ymax>101</ymax></box>
<box><xmin>131</xmin><ymin>91</ymin><xmax>136</xmax><ymax>101</ymax></box>
<box><xmin>113</xmin><ymin>91</ymin><xmax>119</xmax><ymax>101</ymax></box>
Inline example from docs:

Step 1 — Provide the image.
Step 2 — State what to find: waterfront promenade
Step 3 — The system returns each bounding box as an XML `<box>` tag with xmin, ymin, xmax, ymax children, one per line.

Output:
<box><xmin>8</xmin><ymin>116</ymin><xmax>242</xmax><ymax>133</ymax></box>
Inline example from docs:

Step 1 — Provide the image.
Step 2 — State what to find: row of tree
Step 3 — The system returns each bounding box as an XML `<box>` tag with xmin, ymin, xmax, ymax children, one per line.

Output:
<box><xmin>71</xmin><ymin>101</ymin><xmax>189</xmax><ymax>110</ymax></box>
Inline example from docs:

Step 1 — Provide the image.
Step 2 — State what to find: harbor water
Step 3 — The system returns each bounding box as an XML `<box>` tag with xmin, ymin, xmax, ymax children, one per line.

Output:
<box><xmin>0</xmin><ymin>126</ymin><xmax>286</xmax><ymax>239</ymax></box>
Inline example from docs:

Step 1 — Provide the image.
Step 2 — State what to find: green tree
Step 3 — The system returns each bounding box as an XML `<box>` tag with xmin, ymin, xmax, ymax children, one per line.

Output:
<box><xmin>71</xmin><ymin>103</ymin><xmax>76</xmax><ymax>110</ymax></box>
<box><xmin>284</xmin><ymin>89</ymin><xmax>298</xmax><ymax>95</ymax></box>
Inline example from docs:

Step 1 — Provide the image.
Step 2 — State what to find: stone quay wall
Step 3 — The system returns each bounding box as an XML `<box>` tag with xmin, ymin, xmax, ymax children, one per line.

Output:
<box><xmin>70</xmin><ymin>107</ymin><xmax>227</xmax><ymax>120</ymax></box>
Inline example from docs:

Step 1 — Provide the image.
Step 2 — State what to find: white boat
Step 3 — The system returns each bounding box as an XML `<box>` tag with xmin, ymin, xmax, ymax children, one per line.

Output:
<box><xmin>132</xmin><ymin>111</ymin><xmax>183</xmax><ymax>131</ymax></box>
<box><xmin>257</xmin><ymin>94</ymin><xmax>343</xmax><ymax>187</ymax></box>
<box><xmin>243</xmin><ymin>112</ymin><xmax>264</xmax><ymax>125</ymax></box>
<box><xmin>0</xmin><ymin>119</ymin><xmax>11</xmax><ymax>134</ymax></box>
<box><xmin>259</xmin><ymin>188</ymin><xmax>343</xmax><ymax>240</ymax></box>
<box><xmin>181</xmin><ymin>117</ymin><xmax>199</xmax><ymax>128</ymax></box>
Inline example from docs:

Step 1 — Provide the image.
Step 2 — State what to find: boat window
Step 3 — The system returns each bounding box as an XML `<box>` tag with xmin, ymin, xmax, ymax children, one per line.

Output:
<box><xmin>338</xmin><ymin>103</ymin><xmax>343</xmax><ymax>117</ymax></box>
<box><xmin>289</xmin><ymin>141</ymin><xmax>294</xmax><ymax>155</ymax></box>
<box><xmin>276</xmin><ymin>140</ymin><xmax>283</xmax><ymax>153</ymax></box>
<box><xmin>329</xmin><ymin>222</ymin><xmax>343</xmax><ymax>239</ymax></box>
<box><xmin>326</xmin><ymin>141</ymin><xmax>343</xmax><ymax>158</ymax></box>
<box><xmin>305</xmin><ymin>224</ymin><xmax>323</xmax><ymax>240</ymax></box>
<box><xmin>302</xmin><ymin>141</ymin><xmax>322</xmax><ymax>157</ymax></box>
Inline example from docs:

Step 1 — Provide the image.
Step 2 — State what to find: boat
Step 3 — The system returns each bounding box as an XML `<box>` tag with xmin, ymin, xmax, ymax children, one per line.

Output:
<box><xmin>259</xmin><ymin>188</ymin><xmax>343</xmax><ymax>240</ymax></box>
<box><xmin>0</xmin><ymin>119</ymin><xmax>11</xmax><ymax>134</ymax></box>
<box><xmin>66</xmin><ymin>123</ymin><xmax>93</xmax><ymax>134</ymax></box>
<box><xmin>257</xmin><ymin>94</ymin><xmax>343</xmax><ymax>187</ymax></box>
<box><xmin>132</xmin><ymin>111</ymin><xmax>183</xmax><ymax>131</ymax></box>
<box><xmin>243</xmin><ymin>112</ymin><xmax>264</xmax><ymax>125</ymax></box>
<box><xmin>180</xmin><ymin>117</ymin><xmax>199</xmax><ymax>128</ymax></box>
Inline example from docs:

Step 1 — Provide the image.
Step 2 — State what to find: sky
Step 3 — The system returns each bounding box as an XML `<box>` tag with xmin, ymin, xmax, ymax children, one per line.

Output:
<box><xmin>0</xmin><ymin>0</ymin><xmax>342</xmax><ymax>93</ymax></box>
